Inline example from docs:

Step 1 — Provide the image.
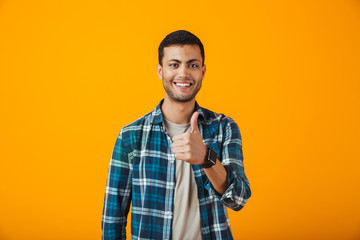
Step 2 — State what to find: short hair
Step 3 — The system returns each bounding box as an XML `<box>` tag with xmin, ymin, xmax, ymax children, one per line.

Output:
<box><xmin>158</xmin><ymin>30</ymin><xmax>205</xmax><ymax>66</ymax></box>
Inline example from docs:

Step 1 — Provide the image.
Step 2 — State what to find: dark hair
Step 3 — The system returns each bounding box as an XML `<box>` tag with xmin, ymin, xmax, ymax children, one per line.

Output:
<box><xmin>158</xmin><ymin>30</ymin><xmax>205</xmax><ymax>66</ymax></box>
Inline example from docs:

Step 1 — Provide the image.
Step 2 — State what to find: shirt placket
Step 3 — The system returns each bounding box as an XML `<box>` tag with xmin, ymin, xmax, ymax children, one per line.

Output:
<box><xmin>192</xmin><ymin>123</ymin><xmax>211</xmax><ymax>240</ymax></box>
<box><xmin>161</xmin><ymin>123</ymin><xmax>176</xmax><ymax>240</ymax></box>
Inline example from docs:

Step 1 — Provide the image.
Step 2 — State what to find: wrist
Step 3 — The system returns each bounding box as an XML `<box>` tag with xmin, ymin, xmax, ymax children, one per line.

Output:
<box><xmin>200</xmin><ymin>148</ymin><xmax>217</xmax><ymax>168</ymax></box>
<box><xmin>202</xmin><ymin>148</ymin><xmax>209</xmax><ymax>165</ymax></box>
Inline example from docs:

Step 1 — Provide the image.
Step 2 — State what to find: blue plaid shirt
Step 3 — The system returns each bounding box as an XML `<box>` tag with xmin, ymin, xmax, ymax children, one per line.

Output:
<box><xmin>102</xmin><ymin>100</ymin><xmax>251</xmax><ymax>240</ymax></box>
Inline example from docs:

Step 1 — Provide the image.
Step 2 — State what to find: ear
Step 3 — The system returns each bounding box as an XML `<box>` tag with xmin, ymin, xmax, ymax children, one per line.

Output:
<box><xmin>201</xmin><ymin>64</ymin><xmax>206</xmax><ymax>79</ymax></box>
<box><xmin>156</xmin><ymin>63</ymin><xmax>163</xmax><ymax>80</ymax></box>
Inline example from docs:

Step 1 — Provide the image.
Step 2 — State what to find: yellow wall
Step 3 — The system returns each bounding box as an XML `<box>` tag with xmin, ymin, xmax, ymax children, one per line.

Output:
<box><xmin>1</xmin><ymin>1</ymin><xmax>359</xmax><ymax>239</ymax></box>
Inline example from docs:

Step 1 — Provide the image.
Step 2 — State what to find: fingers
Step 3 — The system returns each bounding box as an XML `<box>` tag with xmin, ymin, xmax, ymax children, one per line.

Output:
<box><xmin>172</xmin><ymin>132</ymin><xmax>191</xmax><ymax>142</ymax></box>
<box><xmin>172</xmin><ymin>145</ymin><xmax>188</xmax><ymax>153</ymax></box>
<box><xmin>173</xmin><ymin>152</ymin><xmax>190</xmax><ymax>162</ymax></box>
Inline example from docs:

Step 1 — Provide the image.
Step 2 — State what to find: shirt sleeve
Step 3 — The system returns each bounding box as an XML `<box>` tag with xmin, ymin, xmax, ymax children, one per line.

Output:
<box><xmin>205</xmin><ymin>117</ymin><xmax>251</xmax><ymax>211</ymax></box>
<box><xmin>102</xmin><ymin>128</ymin><xmax>133</xmax><ymax>240</ymax></box>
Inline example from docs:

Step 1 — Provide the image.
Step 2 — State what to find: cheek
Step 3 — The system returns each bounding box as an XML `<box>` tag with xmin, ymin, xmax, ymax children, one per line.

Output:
<box><xmin>194</xmin><ymin>73</ymin><xmax>204</xmax><ymax>82</ymax></box>
<box><xmin>163</xmin><ymin>71</ymin><xmax>174</xmax><ymax>80</ymax></box>
<box><xmin>192</xmin><ymin>70</ymin><xmax>204</xmax><ymax>78</ymax></box>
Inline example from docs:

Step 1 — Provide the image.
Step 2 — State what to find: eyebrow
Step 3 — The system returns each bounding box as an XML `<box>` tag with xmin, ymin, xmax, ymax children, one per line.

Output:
<box><xmin>168</xmin><ymin>59</ymin><xmax>201</xmax><ymax>64</ymax></box>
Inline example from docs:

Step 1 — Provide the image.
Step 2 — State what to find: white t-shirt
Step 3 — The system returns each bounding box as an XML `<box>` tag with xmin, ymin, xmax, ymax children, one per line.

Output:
<box><xmin>163</xmin><ymin>118</ymin><xmax>202</xmax><ymax>240</ymax></box>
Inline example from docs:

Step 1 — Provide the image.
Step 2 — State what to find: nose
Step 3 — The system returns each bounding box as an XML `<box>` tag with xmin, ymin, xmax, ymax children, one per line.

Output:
<box><xmin>177</xmin><ymin>65</ymin><xmax>190</xmax><ymax>80</ymax></box>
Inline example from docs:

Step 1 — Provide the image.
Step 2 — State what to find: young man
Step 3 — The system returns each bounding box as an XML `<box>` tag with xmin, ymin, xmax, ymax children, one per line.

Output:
<box><xmin>102</xmin><ymin>30</ymin><xmax>251</xmax><ymax>240</ymax></box>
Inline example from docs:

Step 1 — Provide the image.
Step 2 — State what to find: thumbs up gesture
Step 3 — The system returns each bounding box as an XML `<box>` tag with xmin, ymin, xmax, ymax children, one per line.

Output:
<box><xmin>172</xmin><ymin>112</ymin><xmax>208</xmax><ymax>165</ymax></box>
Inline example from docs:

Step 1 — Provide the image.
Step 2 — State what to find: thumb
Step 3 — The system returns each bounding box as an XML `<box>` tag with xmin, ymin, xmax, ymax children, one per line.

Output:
<box><xmin>190</xmin><ymin>111</ymin><xmax>199</xmax><ymax>133</ymax></box>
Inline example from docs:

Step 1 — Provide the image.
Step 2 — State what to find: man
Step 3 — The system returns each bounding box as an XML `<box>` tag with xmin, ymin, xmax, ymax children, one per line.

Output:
<box><xmin>102</xmin><ymin>30</ymin><xmax>251</xmax><ymax>240</ymax></box>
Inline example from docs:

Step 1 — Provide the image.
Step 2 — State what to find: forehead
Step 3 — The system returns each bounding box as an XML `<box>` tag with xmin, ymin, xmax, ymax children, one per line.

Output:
<box><xmin>163</xmin><ymin>44</ymin><xmax>202</xmax><ymax>62</ymax></box>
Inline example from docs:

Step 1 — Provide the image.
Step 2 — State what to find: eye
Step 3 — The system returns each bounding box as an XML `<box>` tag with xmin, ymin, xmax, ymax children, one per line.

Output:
<box><xmin>189</xmin><ymin>64</ymin><xmax>198</xmax><ymax>68</ymax></box>
<box><xmin>169</xmin><ymin>63</ymin><xmax>178</xmax><ymax>68</ymax></box>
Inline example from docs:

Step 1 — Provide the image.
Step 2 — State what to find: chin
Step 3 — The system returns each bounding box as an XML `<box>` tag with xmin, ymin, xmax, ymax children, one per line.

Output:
<box><xmin>167</xmin><ymin>94</ymin><xmax>195</xmax><ymax>103</ymax></box>
<box><xmin>164</xmin><ymin>84</ymin><xmax>200</xmax><ymax>103</ymax></box>
<box><xmin>173</xmin><ymin>97</ymin><xmax>194</xmax><ymax>103</ymax></box>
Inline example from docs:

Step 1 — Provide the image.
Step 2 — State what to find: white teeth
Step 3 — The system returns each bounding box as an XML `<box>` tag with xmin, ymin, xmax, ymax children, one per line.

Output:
<box><xmin>175</xmin><ymin>83</ymin><xmax>191</xmax><ymax>87</ymax></box>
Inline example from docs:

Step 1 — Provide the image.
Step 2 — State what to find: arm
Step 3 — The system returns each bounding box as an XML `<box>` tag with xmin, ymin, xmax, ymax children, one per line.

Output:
<box><xmin>202</xmin><ymin>158</ymin><xmax>228</xmax><ymax>195</ymax></box>
<box><xmin>204</xmin><ymin>117</ymin><xmax>251</xmax><ymax>211</ymax></box>
<box><xmin>171</xmin><ymin>112</ymin><xmax>251</xmax><ymax>210</ymax></box>
<box><xmin>102</xmin><ymin>129</ymin><xmax>133</xmax><ymax>240</ymax></box>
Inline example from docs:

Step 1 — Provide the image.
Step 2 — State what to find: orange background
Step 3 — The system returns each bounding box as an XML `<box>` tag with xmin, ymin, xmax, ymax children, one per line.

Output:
<box><xmin>1</xmin><ymin>1</ymin><xmax>360</xmax><ymax>239</ymax></box>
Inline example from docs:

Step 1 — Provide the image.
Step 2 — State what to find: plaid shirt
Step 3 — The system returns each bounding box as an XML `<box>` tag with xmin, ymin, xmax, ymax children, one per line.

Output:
<box><xmin>102</xmin><ymin>100</ymin><xmax>251</xmax><ymax>240</ymax></box>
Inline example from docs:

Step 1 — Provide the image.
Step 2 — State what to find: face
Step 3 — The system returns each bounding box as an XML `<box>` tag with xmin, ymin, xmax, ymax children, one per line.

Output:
<box><xmin>157</xmin><ymin>44</ymin><xmax>206</xmax><ymax>103</ymax></box>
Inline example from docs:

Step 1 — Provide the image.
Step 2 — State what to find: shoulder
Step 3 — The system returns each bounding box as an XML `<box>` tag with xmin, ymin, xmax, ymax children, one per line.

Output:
<box><xmin>200</xmin><ymin>106</ymin><xmax>238</xmax><ymax>127</ymax></box>
<box><xmin>119</xmin><ymin>110</ymin><xmax>153</xmax><ymax>137</ymax></box>
<box><xmin>115</xmin><ymin>110</ymin><xmax>153</xmax><ymax>151</ymax></box>
<box><xmin>200</xmin><ymin>106</ymin><xmax>241</xmax><ymax>138</ymax></box>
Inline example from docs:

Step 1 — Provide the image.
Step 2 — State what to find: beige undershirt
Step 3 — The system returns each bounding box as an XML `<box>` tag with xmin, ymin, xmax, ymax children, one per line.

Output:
<box><xmin>163</xmin><ymin>118</ymin><xmax>202</xmax><ymax>240</ymax></box>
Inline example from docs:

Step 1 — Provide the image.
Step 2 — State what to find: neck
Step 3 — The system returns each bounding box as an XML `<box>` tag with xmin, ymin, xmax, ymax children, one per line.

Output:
<box><xmin>161</xmin><ymin>95</ymin><xmax>196</xmax><ymax>124</ymax></box>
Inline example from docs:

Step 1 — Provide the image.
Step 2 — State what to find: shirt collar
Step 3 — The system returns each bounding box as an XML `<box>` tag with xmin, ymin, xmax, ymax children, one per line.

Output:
<box><xmin>151</xmin><ymin>99</ymin><xmax>205</xmax><ymax>125</ymax></box>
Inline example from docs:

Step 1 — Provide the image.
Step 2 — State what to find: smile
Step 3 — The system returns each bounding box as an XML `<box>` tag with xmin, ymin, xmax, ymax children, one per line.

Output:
<box><xmin>174</xmin><ymin>82</ymin><xmax>193</xmax><ymax>88</ymax></box>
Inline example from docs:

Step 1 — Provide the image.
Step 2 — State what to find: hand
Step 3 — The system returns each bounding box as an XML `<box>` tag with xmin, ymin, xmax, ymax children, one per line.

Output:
<box><xmin>171</xmin><ymin>112</ymin><xmax>208</xmax><ymax>165</ymax></box>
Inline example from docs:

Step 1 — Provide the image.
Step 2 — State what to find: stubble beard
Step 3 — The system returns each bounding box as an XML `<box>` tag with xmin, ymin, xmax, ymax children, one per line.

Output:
<box><xmin>163</xmin><ymin>79</ymin><xmax>202</xmax><ymax>103</ymax></box>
